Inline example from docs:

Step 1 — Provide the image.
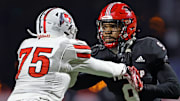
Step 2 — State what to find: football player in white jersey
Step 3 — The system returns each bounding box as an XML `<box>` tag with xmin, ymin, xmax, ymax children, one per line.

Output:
<box><xmin>8</xmin><ymin>7</ymin><xmax>128</xmax><ymax>101</ymax></box>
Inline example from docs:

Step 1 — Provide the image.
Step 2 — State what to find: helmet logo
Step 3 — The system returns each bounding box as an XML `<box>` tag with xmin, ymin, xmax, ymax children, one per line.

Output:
<box><xmin>123</xmin><ymin>6</ymin><xmax>132</xmax><ymax>16</ymax></box>
<box><xmin>123</xmin><ymin>6</ymin><xmax>132</xmax><ymax>12</ymax></box>
<box><xmin>60</xmin><ymin>13</ymin><xmax>72</xmax><ymax>26</ymax></box>
<box><xmin>64</xmin><ymin>13</ymin><xmax>71</xmax><ymax>23</ymax></box>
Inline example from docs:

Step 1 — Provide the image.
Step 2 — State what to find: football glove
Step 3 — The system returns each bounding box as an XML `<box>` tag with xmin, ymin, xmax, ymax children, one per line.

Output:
<box><xmin>124</xmin><ymin>66</ymin><xmax>143</xmax><ymax>92</ymax></box>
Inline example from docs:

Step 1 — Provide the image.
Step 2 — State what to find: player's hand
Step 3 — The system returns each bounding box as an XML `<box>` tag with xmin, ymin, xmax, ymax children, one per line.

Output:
<box><xmin>124</xmin><ymin>66</ymin><xmax>143</xmax><ymax>92</ymax></box>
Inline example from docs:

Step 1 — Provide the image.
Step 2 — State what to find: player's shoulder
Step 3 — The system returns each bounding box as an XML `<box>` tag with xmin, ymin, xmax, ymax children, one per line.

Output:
<box><xmin>20</xmin><ymin>38</ymin><xmax>37</xmax><ymax>47</ymax></box>
<box><xmin>17</xmin><ymin>38</ymin><xmax>37</xmax><ymax>53</ymax></box>
<box><xmin>91</xmin><ymin>44</ymin><xmax>106</xmax><ymax>51</ymax></box>
<box><xmin>91</xmin><ymin>44</ymin><xmax>106</xmax><ymax>56</ymax></box>
<box><xmin>67</xmin><ymin>39</ymin><xmax>91</xmax><ymax>54</ymax></box>
<box><xmin>136</xmin><ymin>37</ymin><xmax>159</xmax><ymax>44</ymax></box>
<box><xmin>134</xmin><ymin>36</ymin><xmax>167</xmax><ymax>60</ymax></box>
<box><xmin>22</xmin><ymin>38</ymin><xmax>36</xmax><ymax>43</ymax></box>
<box><xmin>136</xmin><ymin>37</ymin><xmax>166</xmax><ymax>49</ymax></box>
<box><xmin>62</xmin><ymin>39</ymin><xmax>91</xmax><ymax>65</ymax></box>
<box><xmin>69</xmin><ymin>39</ymin><xmax>88</xmax><ymax>46</ymax></box>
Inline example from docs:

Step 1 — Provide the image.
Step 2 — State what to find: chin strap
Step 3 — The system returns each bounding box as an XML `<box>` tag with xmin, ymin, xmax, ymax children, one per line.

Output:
<box><xmin>117</xmin><ymin>37</ymin><xmax>136</xmax><ymax>65</ymax></box>
<box><xmin>120</xmin><ymin>37</ymin><xmax>136</xmax><ymax>53</ymax></box>
<box><xmin>27</xmin><ymin>29</ymin><xmax>37</xmax><ymax>37</ymax></box>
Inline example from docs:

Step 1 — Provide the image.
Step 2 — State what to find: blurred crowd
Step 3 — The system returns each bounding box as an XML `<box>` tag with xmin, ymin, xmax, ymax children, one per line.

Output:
<box><xmin>0</xmin><ymin>0</ymin><xmax>180</xmax><ymax>101</ymax></box>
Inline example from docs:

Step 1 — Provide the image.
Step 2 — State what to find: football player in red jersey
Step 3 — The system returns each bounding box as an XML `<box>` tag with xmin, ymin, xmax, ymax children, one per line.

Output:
<box><xmin>72</xmin><ymin>2</ymin><xmax>180</xmax><ymax>101</ymax></box>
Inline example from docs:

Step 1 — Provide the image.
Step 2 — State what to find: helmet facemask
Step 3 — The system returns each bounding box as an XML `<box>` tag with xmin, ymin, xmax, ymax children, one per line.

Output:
<box><xmin>97</xmin><ymin>20</ymin><xmax>121</xmax><ymax>48</ymax></box>
<box><xmin>97</xmin><ymin>19</ymin><xmax>132</xmax><ymax>48</ymax></box>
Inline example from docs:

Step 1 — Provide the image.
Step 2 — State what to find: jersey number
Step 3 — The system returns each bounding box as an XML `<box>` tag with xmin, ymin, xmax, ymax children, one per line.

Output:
<box><xmin>15</xmin><ymin>47</ymin><xmax>53</xmax><ymax>79</ymax></box>
<box><xmin>122</xmin><ymin>84</ymin><xmax>140</xmax><ymax>101</ymax></box>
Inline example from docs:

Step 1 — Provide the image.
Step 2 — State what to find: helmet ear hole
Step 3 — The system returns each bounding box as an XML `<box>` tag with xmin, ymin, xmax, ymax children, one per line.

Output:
<box><xmin>55</xmin><ymin>13</ymin><xmax>59</xmax><ymax>17</ymax></box>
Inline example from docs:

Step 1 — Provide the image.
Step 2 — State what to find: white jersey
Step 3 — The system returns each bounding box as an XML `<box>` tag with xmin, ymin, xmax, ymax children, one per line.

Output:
<box><xmin>8</xmin><ymin>36</ymin><xmax>127</xmax><ymax>101</ymax></box>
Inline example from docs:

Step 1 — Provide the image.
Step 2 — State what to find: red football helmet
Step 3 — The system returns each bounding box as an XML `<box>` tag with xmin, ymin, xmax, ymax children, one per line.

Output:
<box><xmin>97</xmin><ymin>2</ymin><xmax>137</xmax><ymax>48</ymax></box>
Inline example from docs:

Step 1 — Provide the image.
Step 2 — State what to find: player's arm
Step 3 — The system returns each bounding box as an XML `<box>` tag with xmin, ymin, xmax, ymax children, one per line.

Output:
<box><xmin>72</xmin><ymin>56</ymin><xmax>127</xmax><ymax>78</ymax></box>
<box><xmin>62</xmin><ymin>39</ymin><xmax>127</xmax><ymax>78</ymax></box>
<box><xmin>139</xmin><ymin>38</ymin><xmax>180</xmax><ymax>99</ymax></box>
<box><xmin>140</xmin><ymin>63</ymin><xmax>180</xmax><ymax>99</ymax></box>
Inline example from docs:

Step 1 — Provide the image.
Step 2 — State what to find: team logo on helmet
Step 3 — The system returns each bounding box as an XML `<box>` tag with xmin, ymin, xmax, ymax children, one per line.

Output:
<box><xmin>60</xmin><ymin>12</ymin><xmax>72</xmax><ymax>26</ymax></box>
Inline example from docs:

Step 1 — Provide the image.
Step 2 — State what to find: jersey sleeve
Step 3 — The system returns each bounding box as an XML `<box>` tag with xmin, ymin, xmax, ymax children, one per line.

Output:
<box><xmin>63</xmin><ymin>39</ymin><xmax>91</xmax><ymax>65</ymax></box>
<box><xmin>139</xmin><ymin>38</ymin><xmax>180</xmax><ymax>100</ymax></box>
<box><xmin>62</xmin><ymin>39</ymin><xmax>127</xmax><ymax>78</ymax></box>
<box><xmin>72</xmin><ymin>57</ymin><xmax>127</xmax><ymax>78</ymax></box>
<box><xmin>151</xmin><ymin>38</ymin><xmax>167</xmax><ymax>60</ymax></box>
<box><xmin>139</xmin><ymin>63</ymin><xmax>180</xmax><ymax>99</ymax></box>
<box><xmin>60</xmin><ymin>39</ymin><xmax>91</xmax><ymax>72</ymax></box>
<box><xmin>148</xmin><ymin>37</ymin><xmax>168</xmax><ymax>67</ymax></box>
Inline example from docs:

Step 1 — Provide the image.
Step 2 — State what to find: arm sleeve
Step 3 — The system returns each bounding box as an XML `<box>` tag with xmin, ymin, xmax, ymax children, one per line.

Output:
<box><xmin>139</xmin><ymin>63</ymin><xmax>180</xmax><ymax>99</ymax></box>
<box><xmin>60</xmin><ymin>39</ymin><xmax>91</xmax><ymax>72</ymax></box>
<box><xmin>72</xmin><ymin>57</ymin><xmax>127</xmax><ymax>78</ymax></box>
<box><xmin>62</xmin><ymin>39</ymin><xmax>127</xmax><ymax>78</ymax></box>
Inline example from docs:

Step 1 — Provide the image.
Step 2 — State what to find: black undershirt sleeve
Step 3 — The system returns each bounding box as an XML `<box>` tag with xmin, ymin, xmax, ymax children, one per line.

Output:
<box><xmin>139</xmin><ymin>63</ymin><xmax>180</xmax><ymax>99</ymax></box>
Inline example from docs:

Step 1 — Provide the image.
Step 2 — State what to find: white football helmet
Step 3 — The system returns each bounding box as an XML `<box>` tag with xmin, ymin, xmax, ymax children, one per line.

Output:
<box><xmin>28</xmin><ymin>7</ymin><xmax>78</xmax><ymax>39</ymax></box>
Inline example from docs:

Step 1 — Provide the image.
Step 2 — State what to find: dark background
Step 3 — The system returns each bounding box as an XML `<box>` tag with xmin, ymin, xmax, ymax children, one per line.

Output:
<box><xmin>0</xmin><ymin>0</ymin><xmax>180</xmax><ymax>100</ymax></box>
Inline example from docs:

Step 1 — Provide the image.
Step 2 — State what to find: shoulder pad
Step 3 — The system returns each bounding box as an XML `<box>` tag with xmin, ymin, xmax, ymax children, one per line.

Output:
<box><xmin>136</xmin><ymin>37</ymin><xmax>168</xmax><ymax>64</ymax></box>
<box><xmin>91</xmin><ymin>44</ymin><xmax>105</xmax><ymax>56</ymax></box>
<box><xmin>70</xmin><ymin>39</ymin><xmax>88</xmax><ymax>46</ymax></box>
